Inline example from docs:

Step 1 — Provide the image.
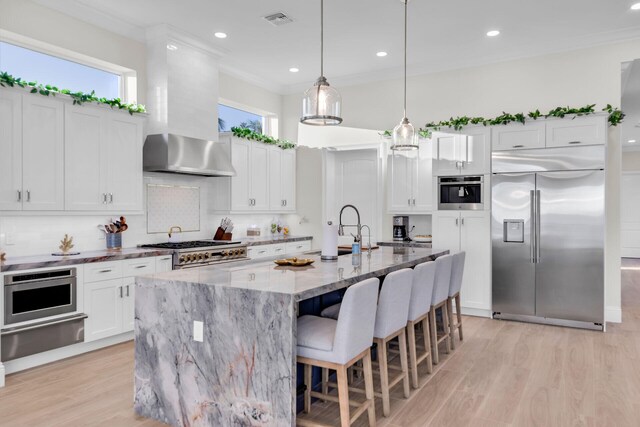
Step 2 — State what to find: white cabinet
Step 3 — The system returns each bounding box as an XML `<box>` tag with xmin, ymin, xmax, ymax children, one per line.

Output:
<box><xmin>65</xmin><ymin>104</ymin><xmax>143</xmax><ymax>211</ymax></box>
<box><xmin>216</xmin><ymin>134</ymin><xmax>297</xmax><ymax>213</ymax></box>
<box><xmin>155</xmin><ymin>255</ymin><xmax>174</xmax><ymax>273</ymax></box>
<box><xmin>0</xmin><ymin>90</ymin><xmax>22</xmax><ymax>211</ymax></box>
<box><xmin>271</xmin><ymin>243</ymin><xmax>286</xmax><ymax>257</ymax></box>
<box><xmin>388</xmin><ymin>140</ymin><xmax>433</xmax><ymax>213</ymax></box>
<box><xmin>491</xmin><ymin>122</ymin><xmax>546</xmax><ymax>151</ymax></box>
<box><xmin>231</xmin><ymin>139</ymin><xmax>270</xmax><ymax>211</ymax></box>
<box><xmin>247</xmin><ymin>246</ymin><xmax>273</xmax><ymax>259</ymax></box>
<box><xmin>285</xmin><ymin>240</ymin><xmax>312</xmax><ymax>254</ymax></box>
<box><xmin>432</xmin><ymin>128</ymin><xmax>489</xmax><ymax>176</ymax></box>
<box><xmin>83</xmin><ymin>257</ymin><xmax>157</xmax><ymax>341</ymax></box>
<box><xmin>269</xmin><ymin>147</ymin><xmax>296</xmax><ymax>211</ymax></box>
<box><xmin>545</xmin><ymin>115</ymin><xmax>606</xmax><ymax>148</ymax></box>
<box><xmin>433</xmin><ymin>210</ymin><xmax>491</xmax><ymax>315</ymax></box>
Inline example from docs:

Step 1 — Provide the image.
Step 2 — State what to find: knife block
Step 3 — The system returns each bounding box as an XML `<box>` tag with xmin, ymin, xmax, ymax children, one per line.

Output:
<box><xmin>214</xmin><ymin>227</ymin><xmax>233</xmax><ymax>241</ymax></box>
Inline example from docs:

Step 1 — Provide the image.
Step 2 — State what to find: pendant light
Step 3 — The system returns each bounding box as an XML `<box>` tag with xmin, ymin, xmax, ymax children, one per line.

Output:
<box><xmin>301</xmin><ymin>0</ymin><xmax>342</xmax><ymax>126</ymax></box>
<box><xmin>391</xmin><ymin>0</ymin><xmax>418</xmax><ymax>150</ymax></box>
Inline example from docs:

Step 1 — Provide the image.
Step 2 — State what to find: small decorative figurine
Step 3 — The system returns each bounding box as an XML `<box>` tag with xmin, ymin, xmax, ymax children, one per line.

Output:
<box><xmin>59</xmin><ymin>234</ymin><xmax>75</xmax><ymax>254</ymax></box>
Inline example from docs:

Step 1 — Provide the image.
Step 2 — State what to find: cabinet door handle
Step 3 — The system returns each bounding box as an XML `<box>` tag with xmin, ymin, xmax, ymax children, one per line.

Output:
<box><xmin>109</xmin><ymin>193</ymin><xmax>113</xmax><ymax>204</ymax></box>
<box><xmin>408</xmin><ymin>198</ymin><xmax>411</xmax><ymax>206</ymax></box>
<box><xmin>26</xmin><ymin>190</ymin><xmax>31</xmax><ymax>202</ymax></box>
<box><xmin>460</xmin><ymin>160</ymin><xmax>465</xmax><ymax>169</ymax></box>
<box><xmin>568</xmin><ymin>141</ymin><xmax>581</xmax><ymax>145</ymax></box>
<box><xmin>412</xmin><ymin>198</ymin><xmax>416</xmax><ymax>206</ymax></box>
<box><xmin>126</xmin><ymin>285</ymin><xmax>130</xmax><ymax>297</ymax></box>
<box><xmin>17</xmin><ymin>190</ymin><xmax>21</xmax><ymax>202</ymax></box>
<box><xmin>455</xmin><ymin>218</ymin><xmax>459</xmax><ymax>226</ymax></box>
<box><xmin>119</xmin><ymin>286</ymin><xmax>123</xmax><ymax>298</ymax></box>
<box><xmin>461</xmin><ymin>217</ymin><xmax>465</xmax><ymax>226</ymax></box>
<box><xmin>284</xmin><ymin>200</ymin><xmax>287</xmax><ymax>207</ymax></box>
<box><xmin>513</xmin><ymin>145</ymin><xmax>524</xmax><ymax>148</ymax></box>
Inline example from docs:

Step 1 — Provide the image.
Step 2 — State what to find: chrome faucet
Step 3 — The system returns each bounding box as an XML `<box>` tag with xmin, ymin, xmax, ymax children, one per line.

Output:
<box><xmin>360</xmin><ymin>225</ymin><xmax>372</xmax><ymax>254</ymax></box>
<box><xmin>338</xmin><ymin>204</ymin><xmax>362</xmax><ymax>243</ymax></box>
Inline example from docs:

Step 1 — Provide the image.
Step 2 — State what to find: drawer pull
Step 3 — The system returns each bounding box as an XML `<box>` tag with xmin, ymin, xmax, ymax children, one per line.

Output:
<box><xmin>99</xmin><ymin>269</ymin><xmax>112</xmax><ymax>273</ymax></box>
<box><xmin>258</xmin><ymin>250</ymin><xmax>267</xmax><ymax>254</ymax></box>
<box><xmin>134</xmin><ymin>265</ymin><xmax>147</xmax><ymax>269</ymax></box>
<box><xmin>512</xmin><ymin>145</ymin><xmax>524</xmax><ymax>148</ymax></box>
<box><xmin>568</xmin><ymin>141</ymin><xmax>581</xmax><ymax>144</ymax></box>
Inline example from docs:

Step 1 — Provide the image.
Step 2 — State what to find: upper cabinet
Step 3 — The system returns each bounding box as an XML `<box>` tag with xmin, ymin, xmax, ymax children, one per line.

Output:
<box><xmin>491</xmin><ymin>114</ymin><xmax>607</xmax><ymax>151</ymax></box>
<box><xmin>432</xmin><ymin>127</ymin><xmax>490</xmax><ymax>176</ymax></box>
<box><xmin>388</xmin><ymin>139</ymin><xmax>433</xmax><ymax>214</ymax></box>
<box><xmin>0</xmin><ymin>87</ymin><xmax>145</xmax><ymax>212</ymax></box>
<box><xmin>213</xmin><ymin>134</ymin><xmax>297</xmax><ymax>214</ymax></box>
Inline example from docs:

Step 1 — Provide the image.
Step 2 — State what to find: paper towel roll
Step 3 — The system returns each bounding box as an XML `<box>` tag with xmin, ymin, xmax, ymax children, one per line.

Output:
<box><xmin>321</xmin><ymin>222</ymin><xmax>339</xmax><ymax>260</ymax></box>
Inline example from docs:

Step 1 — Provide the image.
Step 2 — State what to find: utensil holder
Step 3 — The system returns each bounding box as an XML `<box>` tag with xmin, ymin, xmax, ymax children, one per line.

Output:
<box><xmin>106</xmin><ymin>233</ymin><xmax>122</xmax><ymax>249</ymax></box>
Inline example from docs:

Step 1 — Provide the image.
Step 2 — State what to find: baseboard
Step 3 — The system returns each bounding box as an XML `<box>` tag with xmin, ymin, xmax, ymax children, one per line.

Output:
<box><xmin>459</xmin><ymin>307</ymin><xmax>492</xmax><ymax>318</ymax></box>
<box><xmin>4</xmin><ymin>332</ymin><xmax>134</xmax><ymax>375</ymax></box>
<box><xmin>605</xmin><ymin>306</ymin><xmax>622</xmax><ymax>324</ymax></box>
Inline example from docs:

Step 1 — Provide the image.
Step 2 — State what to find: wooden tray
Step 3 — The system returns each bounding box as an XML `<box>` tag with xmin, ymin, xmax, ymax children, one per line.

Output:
<box><xmin>274</xmin><ymin>257</ymin><xmax>315</xmax><ymax>267</ymax></box>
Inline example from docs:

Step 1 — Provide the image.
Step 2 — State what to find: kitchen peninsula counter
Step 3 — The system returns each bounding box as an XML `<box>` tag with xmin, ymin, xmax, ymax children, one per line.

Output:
<box><xmin>134</xmin><ymin>247</ymin><xmax>448</xmax><ymax>426</ymax></box>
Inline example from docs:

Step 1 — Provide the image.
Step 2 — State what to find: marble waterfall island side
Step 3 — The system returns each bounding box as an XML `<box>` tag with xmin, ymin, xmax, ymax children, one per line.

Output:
<box><xmin>134</xmin><ymin>247</ymin><xmax>448</xmax><ymax>426</ymax></box>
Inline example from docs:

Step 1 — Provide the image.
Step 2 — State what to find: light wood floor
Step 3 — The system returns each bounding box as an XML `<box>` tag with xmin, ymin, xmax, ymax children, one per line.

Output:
<box><xmin>3</xmin><ymin>259</ymin><xmax>640</xmax><ymax>426</ymax></box>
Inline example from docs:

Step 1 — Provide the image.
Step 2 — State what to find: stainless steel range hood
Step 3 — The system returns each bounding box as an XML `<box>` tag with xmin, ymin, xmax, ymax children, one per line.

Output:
<box><xmin>143</xmin><ymin>133</ymin><xmax>236</xmax><ymax>177</ymax></box>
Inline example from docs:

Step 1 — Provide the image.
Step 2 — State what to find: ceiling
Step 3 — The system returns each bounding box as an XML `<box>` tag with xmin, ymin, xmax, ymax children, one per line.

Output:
<box><xmin>35</xmin><ymin>0</ymin><xmax>640</xmax><ymax>94</ymax></box>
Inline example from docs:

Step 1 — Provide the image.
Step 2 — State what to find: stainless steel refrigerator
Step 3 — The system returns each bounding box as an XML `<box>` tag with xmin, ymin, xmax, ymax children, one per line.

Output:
<box><xmin>491</xmin><ymin>145</ymin><xmax>605</xmax><ymax>330</ymax></box>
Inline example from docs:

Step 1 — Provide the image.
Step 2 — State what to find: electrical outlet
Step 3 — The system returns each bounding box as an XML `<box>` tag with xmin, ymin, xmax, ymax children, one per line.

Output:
<box><xmin>193</xmin><ymin>321</ymin><xmax>204</xmax><ymax>342</ymax></box>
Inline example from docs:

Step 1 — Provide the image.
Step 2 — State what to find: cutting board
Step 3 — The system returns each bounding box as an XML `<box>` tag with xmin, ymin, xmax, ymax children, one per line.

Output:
<box><xmin>338</xmin><ymin>245</ymin><xmax>380</xmax><ymax>250</ymax></box>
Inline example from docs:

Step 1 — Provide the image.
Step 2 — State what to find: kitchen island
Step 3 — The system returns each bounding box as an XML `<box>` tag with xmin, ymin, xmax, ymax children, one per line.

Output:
<box><xmin>133</xmin><ymin>247</ymin><xmax>448</xmax><ymax>427</ymax></box>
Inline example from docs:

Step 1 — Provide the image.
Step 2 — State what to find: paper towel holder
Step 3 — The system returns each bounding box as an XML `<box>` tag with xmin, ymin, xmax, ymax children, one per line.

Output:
<box><xmin>321</xmin><ymin>220</ymin><xmax>339</xmax><ymax>262</ymax></box>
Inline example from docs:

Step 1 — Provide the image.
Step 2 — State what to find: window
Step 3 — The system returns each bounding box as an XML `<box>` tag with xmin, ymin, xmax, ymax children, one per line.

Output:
<box><xmin>218</xmin><ymin>104</ymin><xmax>265</xmax><ymax>133</ymax></box>
<box><xmin>0</xmin><ymin>41</ymin><xmax>121</xmax><ymax>99</ymax></box>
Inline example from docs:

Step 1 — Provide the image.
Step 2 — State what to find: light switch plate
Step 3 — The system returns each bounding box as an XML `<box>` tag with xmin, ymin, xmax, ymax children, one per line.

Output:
<box><xmin>193</xmin><ymin>321</ymin><xmax>204</xmax><ymax>342</ymax></box>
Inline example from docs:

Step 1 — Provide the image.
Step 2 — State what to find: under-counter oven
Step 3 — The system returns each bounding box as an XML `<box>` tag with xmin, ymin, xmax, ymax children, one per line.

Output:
<box><xmin>438</xmin><ymin>175</ymin><xmax>484</xmax><ymax>210</ymax></box>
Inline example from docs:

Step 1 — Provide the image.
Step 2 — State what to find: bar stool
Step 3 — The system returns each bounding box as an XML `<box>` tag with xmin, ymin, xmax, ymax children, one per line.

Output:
<box><xmin>430</xmin><ymin>254</ymin><xmax>453</xmax><ymax>365</ymax></box>
<box><xmin>297</xmin><ymin>278</ymin><xmax>379</xmax><ymax>427</ymax></box>
<box><xmin>447</xmin><ymin>251</ymin><xmax>466</xmax><ymax>350</ymax></box>
<box><xmin>406</xmin><ymin>261</ymin><xmax>437</xmax><ymax>388</ymax></box>
<box><xmin>320</xmin><ymin>269</ymin><xmax>414</xmax><ymax>417</ymax></box>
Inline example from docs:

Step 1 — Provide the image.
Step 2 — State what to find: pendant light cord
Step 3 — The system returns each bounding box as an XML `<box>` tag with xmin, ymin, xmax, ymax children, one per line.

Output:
<box><xmin>320</xmin><ymin>0</ymin><xmax>324</xmax><ymax>78</ymax></box>
<box><xmin>403</xmin><ymin>0</ymin><xmax>408</xmax><ymax>119</ymax></box>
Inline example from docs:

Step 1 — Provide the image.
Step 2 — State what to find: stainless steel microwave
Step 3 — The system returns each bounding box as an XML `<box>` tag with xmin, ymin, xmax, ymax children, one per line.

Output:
<box><xmin>438</xmin><ymin>175</ymin><xmax>484</xmax><ymax>210</ymax></box>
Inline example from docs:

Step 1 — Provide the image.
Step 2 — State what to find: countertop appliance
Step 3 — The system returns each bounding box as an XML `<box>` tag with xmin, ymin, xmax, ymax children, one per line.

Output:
<box><xmin>2</xmin><ymin>267</ymin><xmax>87</xmax><ymax>361</ymax></box>
<box><xmin>438</xmin><ymin>175</ymin><xmax>484</xmax><ymax>210</ymax></box>
<box><xmin>139</xmin><ymin>240</ymin><xmax>248</xmax><ymax>269</ymax></box>
<box><xmin>491</xmin><ymin>145</ymin><xmax>605</xmax><ymax>330</ymax></box>
<box><xmin>143</xmin><ymin>133</ymin><xmax>236</xmax><ymax>177</ymax></box>
<box><xmin>393</xmin><ymin>216</ymin><xmax>409</xmax><ymax>241</ymax></box>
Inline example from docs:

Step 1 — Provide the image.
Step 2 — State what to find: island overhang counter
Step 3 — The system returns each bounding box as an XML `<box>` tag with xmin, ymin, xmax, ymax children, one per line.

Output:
<box><xmin>134</xmin><ymin>247</ymin><xmax>449</xmax><ymax>427</ymax></box>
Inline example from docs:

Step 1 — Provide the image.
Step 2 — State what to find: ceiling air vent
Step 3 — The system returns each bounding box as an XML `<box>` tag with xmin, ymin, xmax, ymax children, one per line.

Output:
<box><xmin>263</xmin><ymin>12</ymin><xmax>294</xmax><ymax>26</ymax></box>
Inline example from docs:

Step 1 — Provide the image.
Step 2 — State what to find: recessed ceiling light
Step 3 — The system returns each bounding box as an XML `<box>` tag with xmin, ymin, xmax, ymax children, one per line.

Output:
<box><xmin>289</xmin><ymin>67</ymin><xmax>299</xmax><ymax>73</ymax></box>
<box><xmin>631</xmin><ymin>3</ymin><xmax>640</xmax><ymax>10</ymax></box>
<box><xmin>166</xmin><ymin>44</ymin><xmax>178</xmax><ymax>51</ymax></box>
<box><xmin>214</xmin><ymin>32</ymin><xmax>227</xmax><ymax>39</ymax></box>
<box><xmin>376</xmin><ymin>51</ymin><xmax>388</xmax><ymax>57</ymax></box>
<box><xmin>629</xmin><ymin>139</ymin><xmax>637</xmax><ymax>143</ymax></box>
<box><xmin>486</xmin><ymin>30</ymin><xmax>501</xmax><ymax>37</ymax></box>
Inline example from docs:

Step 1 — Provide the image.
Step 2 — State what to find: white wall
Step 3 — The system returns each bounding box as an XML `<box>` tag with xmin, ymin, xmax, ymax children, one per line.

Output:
<box><xmin>0</xmin><ymin>0</ymin><xmax>147</xmax><ymax>104</ymax></box>
<box><xmin>282</xmin><ymin>39</ymin><xmax>640</xmax><ymax>322</ymax></box>
<box><xmin>622</xmin><ymin>151</ymin><xmax>640</xmax><ymax>171</ymax></box>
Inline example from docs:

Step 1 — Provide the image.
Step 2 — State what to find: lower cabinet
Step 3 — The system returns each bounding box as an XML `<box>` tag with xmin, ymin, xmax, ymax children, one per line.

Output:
<box><xmin>83</xmin><ymin>257</ymin><xmax>161</xmax><ymax>342</ymax></box>
<box><xmin>247</xmin><ymin>240</ymin><xmax>312</xmax><ymax>260</ymax></box>
<box><xmin>433</xmin><ymin>210</ymin><xmax>491</xmax><ymax>316</ymax></box>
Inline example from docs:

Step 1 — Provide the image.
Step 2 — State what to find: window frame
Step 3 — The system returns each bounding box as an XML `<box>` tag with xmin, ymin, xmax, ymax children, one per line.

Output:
<box><xmin>0</xmin><ymin>29</ymin><xmax>137</xmax><ymax>103</ymax></box>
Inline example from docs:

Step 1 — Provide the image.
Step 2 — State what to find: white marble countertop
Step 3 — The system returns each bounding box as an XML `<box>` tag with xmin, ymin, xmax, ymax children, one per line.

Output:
<box><xmin>137</xmin><ymin>246</ymin><xmax>448</xmax><ymax>301</ymax></box>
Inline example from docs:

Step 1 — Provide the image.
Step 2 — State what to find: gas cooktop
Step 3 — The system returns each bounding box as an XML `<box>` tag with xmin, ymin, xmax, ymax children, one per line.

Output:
<box><xmin>139</xmin><ymin>240</ymin><xmax>241</xmax><ymax>250</ymax></box>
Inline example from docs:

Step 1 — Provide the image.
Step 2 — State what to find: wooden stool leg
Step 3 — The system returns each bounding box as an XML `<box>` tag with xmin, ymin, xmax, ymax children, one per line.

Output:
<box><xmin>398</xmin><ymin>329</ymin><xmax>411</xmax><ymax>398</ymax></box>
<box><xmin>337</xmin><ymin>365</ymin><xmax>351</xmax><ymax>427</ymax></box>
<box><xmin>322</xmin><ymin>368</ymin><xmax>329</xmax><ymax>398</ymax></box>
<box><xmin>429</xmin><ymin>308</ymin><xmax>439</xmax><ymax>365</ymax></box>
<box><xmin>442</xmin><ymin>305</ymin><xmax>451</xmax><ymax>354</ymax></box>
<box><xmin>304</xmin><ymin>363</ymin><xmax>312</xmax><ymax>413</ymax></box>
<box><xmin>362</xmin><ymin>349</ymin><xmax>377</xmax><ymax>427</ymax></box>
<box><xmin>456</xmin><ymin>294</ymin><xmax>464</xmax><ymax>341</ymax></box>
<box><xmin>447</xmin><ymin>297</ymin><xmax>456</xmax><ymax>350</ymax></box>
<box><xmin>377</xmin><ymin>338</ymin><xmax>391</xmax><ymax>417</ymax></box>
<box><xmin>407</xmin><ymin>322</ymin><xmax>419</xmax><ymax>388</ymax></box>
<box><xmin>421</xmin><ymin>316</ymin><xmax>433</xmax><ymax>374</ymax></box>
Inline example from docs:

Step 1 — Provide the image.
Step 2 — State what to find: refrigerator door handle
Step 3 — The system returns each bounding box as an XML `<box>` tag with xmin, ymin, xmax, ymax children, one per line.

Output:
<box><xmin>530</xmin><ymin>190</ymin><xmax>536</xmax><ymax>263</ymax></box>
<box><xmin>536</xmin><ymin>189</ymin><xmax>541</xmax><ymax>263</ymax></box>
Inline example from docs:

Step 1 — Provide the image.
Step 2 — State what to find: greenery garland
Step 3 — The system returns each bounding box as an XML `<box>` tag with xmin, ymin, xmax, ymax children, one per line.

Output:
<box><xmin>0</xmin><ymin>71</ymin><xmax>146</xmax><ymax>115</ymax></box>
<box><xmin>422</xmin><ymin>104</ymin><xmax>624</xmax><ymax>132</ymax></box>
<box><xmin>230</xmin><ymin>126</ymin><xmax>296</xmax><ymax>150</ymax></box>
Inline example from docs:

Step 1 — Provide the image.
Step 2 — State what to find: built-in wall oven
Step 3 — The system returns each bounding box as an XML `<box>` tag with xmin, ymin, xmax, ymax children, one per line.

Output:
<box><xmin>2</xmin><ymin>268</ymin><xmax>86</xmax><ymax>361</ymax></box>
<box><xmin>438</xmin><ymin>175</ymin><xmax>484</xmax><ymax>210</ymax></box>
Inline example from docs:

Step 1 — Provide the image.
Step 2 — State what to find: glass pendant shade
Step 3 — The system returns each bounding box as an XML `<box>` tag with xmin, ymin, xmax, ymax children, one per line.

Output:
<box><xmin>301</xmin><ymin>76</ymin><xmax>342</xmax><ymax>125</ymax></box>
<box><xmin>392</xmin><ymin>117</ymin><xmax>418</xmax><ymax>150</ymax></box>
